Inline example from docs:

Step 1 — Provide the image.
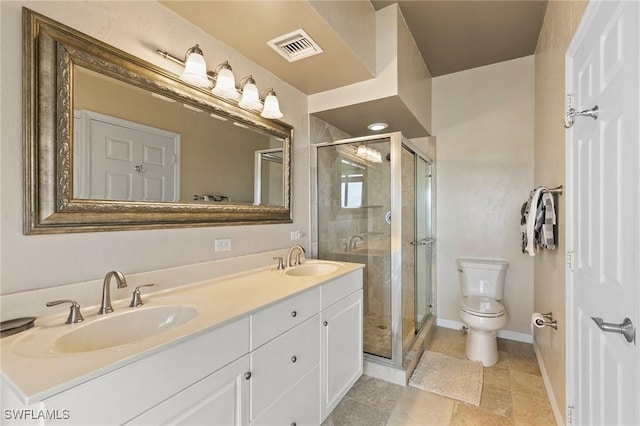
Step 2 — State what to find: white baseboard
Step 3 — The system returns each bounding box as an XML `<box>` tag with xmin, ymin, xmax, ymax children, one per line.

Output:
<box><xmin>534</xmin><ymin>340</ymin><xmax>564</xmax><ymax>426</ymax></box>
<box><xmin>436</xmin><ymin>318</ymin><xmax>533</xmax><ymax>343</ymax></box>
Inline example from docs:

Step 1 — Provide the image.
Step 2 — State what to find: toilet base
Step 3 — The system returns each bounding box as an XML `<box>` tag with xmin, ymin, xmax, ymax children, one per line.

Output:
<box><xmin>465</xmin><ymin>329</ymin><xmax>499</xmax><ymax>367</ymax></box>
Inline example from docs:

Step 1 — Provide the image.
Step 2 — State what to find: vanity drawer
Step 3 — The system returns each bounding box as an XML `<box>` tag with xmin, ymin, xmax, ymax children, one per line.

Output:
<box><xmin>321</xmin><ymin>269</ymin><xmax>363</xmax><ymax>310</ymax></box>
<box><xmin>250</xmin><ymin>286</ymin><xmax>320</xmax><ymax>350</ymax></box>
<box><xmin>250</xmin><ymin>314</ymin><xmax>320</xmax><ymax>420</ymax></box>
<box><xmin>251</xmin><ymin>365</ymin><xmax>320</xmax><ymax>426</ymax></box>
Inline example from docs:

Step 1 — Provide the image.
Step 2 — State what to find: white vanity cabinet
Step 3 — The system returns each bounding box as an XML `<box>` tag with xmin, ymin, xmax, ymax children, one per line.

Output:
<box><xmin>1</xmin><ymin>267</ymin><xmax>363</xmax><ymax>426</ymax></box>
<box><xmin>320</xmin><ymin>270</ymin><xmax>364</xmax><ymax>422</ymax></box>
<box><xmin>34</xmin><ymin>316</ymin><xmax>251</xmax><ymax>425</ymax></box>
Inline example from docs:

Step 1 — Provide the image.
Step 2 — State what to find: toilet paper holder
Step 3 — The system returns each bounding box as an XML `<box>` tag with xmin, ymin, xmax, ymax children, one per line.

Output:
<box><xmin>535</xmin><ymin>312</ymin><xmax>558</xmax><ymax>330</ymax></box>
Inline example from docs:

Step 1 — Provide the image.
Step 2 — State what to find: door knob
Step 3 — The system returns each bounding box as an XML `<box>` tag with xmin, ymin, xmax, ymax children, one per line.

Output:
<box><xmin>591</xmin><ymin>317</ymin><xmax>635</xmax><ymax>343</ymax></box>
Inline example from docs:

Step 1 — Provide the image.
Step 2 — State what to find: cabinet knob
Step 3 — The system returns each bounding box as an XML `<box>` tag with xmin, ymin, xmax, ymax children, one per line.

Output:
<box><xmin>291</xmin><ymin>355</ymin><xmax>297</xmax><ymax>363</ymax></box>
<box><xmin>244</xmin><ymin>371</ymin><xmax>252</xmax><ymax>380</ymax></box>
<box><xmin>323</xmin><ymin>321</ymin><xmax>328</xmax><ymax>327</ymax></box>
<box><xmin>291</xmin><ymin>310</ymin><xmax>297</xmax><ymax>318</ymax></box>
<box><xmin>291</xmin><ymin>423</ymin><xmax>297</xmax><ymax>426</ymax></box>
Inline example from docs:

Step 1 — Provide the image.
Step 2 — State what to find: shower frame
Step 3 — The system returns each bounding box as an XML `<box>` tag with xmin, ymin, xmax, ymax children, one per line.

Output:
<box><xmin>312</xmin><ymin>131</ymin><xmax>433</xmax><ymax>369</ymax></box>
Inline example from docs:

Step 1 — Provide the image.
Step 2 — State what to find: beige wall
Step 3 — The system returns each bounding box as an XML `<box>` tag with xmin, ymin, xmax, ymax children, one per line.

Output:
<box><xmin>0</xmin><ymin>1</ymin><xmax>309</xmax><ymax>294</ymax></box>
<box><xmin>534</xmin><ymin>0</ymin><xmax>588</xmax><ymax>421</ymax></box>
<box><xmin>433</xmin><ymin>56</ymin><xmax>535</xmax><ymax>337</ymax></box>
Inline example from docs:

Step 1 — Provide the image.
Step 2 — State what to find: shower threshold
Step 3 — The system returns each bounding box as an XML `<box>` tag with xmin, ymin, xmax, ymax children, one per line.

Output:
<box><xmin>363</xmin><ymin>315</ymin><xmax>435</xmax><ymax>386</ymax></box>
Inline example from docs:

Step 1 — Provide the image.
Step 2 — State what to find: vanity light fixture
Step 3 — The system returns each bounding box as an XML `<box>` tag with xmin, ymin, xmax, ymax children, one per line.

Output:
<box><xmin>212</xmin><ymin>61</ymin><xmax>240</xmax><ymax>100</ymax></box>
<box><xmin>356</xmin><ymin>145</ymin><xmax>382</xmax><ymax>163</ymax></box>
<box><xmin>367</xmin><ymin>122</ymin><xmax>388</xmax><ymax>132</ymax></box>
<box><xmin>156</xmin><ymin>46</ymin><xmax>284</xmax><ymax>119</ymax></box>
<box><xmin>261</xmin><ymin>88</ymin><xmax>283</xmax><ymax>119</ymax></box>
<box><xmin>238</xmin><ymin>76</ymin><xmax>264</xmax><ymax>111</ymax></box>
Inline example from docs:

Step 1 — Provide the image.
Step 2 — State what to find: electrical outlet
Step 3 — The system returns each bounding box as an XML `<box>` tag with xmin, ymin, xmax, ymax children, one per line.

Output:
<box><xmin>214</xmin><ymin>238</ymin><xmax>232</xmax><ymax>252</ymax></box>
<box><xmin>290</xmin><ymin>230</ymin><xmax>302</xmax><ymax>240</ymax></box>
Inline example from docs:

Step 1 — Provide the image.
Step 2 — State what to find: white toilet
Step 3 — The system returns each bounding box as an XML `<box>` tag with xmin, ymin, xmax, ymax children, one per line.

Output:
<box><xmin>457</xmin><ymin>257</ymin><xmax>509</xmax><ymax>367</ymax></box>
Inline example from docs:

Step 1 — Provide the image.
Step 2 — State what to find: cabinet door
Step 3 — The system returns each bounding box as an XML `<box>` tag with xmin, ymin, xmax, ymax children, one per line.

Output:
<box><xmin>320</xmin><ymin>290</ymin><xmax>363</xmax><ymax>421</ymax></box>
<box><xmin>127</xmin><ymin>355</ymin><xmax>250</xmax><ymax>426</ymax></box>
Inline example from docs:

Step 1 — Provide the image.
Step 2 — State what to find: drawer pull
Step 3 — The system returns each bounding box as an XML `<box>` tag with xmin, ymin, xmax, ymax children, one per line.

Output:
<box><xmin>291</xmin><ymin>310</ymin><xmax>297</xmax><ymax>318</ymax></box>
<box><xmin>244</xmin><ymin>371</ymin><xmax>252</xmax><ymax>380</ymax></box>
<box><xmin>291</xmin><ymin>355</ymin><xmax>297</xmax><ymax>363</ymax></box>
<box><xmin>323</xmin><ymin>321</ymin><xmax>328</xmax><ymax>326</ymax></box>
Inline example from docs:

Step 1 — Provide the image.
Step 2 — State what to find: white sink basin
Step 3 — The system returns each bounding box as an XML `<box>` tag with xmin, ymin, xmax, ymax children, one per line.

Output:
<box><xmin>12</xmin><ymin>304</ymin><xmax>199</xmax><ymax>357</ymax></box>
<box><xmin>286</xmin><ymin>261</ymin><xmax>342</xmax><ymax>277</ymax></box>
<box><xmin>52</xmin><ymin>305</ymin><xmax>198</xmax><ymax>353</ymax></box>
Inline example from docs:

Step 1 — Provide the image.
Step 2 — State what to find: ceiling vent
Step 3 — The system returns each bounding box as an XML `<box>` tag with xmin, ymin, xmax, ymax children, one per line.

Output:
<box><xmin>267</xmin><ymin>29</ymin><xmax>323</xmax><ymax>62</ymax></box>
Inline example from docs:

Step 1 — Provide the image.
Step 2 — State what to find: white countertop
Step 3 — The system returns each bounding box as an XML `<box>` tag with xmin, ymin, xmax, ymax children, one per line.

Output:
<box><xmin>0</xmin><ymin>260</ymin><xmax>363</xmax><ymax>405</ymax></box>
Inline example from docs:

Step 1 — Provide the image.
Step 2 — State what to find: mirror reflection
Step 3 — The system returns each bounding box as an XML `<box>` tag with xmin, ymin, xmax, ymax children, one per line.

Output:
<box><xmin>73</xmin><ymin>67</ymin><xmax>285</xmax><ymax>206</ymax></box>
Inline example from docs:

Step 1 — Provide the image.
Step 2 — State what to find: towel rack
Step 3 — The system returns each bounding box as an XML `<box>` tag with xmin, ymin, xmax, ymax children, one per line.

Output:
<box><xmin>544</xmin><ymin>186</ymin><xmax>563</xmax><ymax>195</ymax></box>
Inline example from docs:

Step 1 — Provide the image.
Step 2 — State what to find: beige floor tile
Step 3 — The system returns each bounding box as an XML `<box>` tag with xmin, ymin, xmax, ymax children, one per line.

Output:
<box><xmin>450</xmin><ymin>402</ymin><xmax>514</xmax><ymax>426</ymax></box>
<box><xmin>323</xmin><ymin>396</ymin><xmax>390</xmax><ymax>426</ymax></box>
<box><xmin>346</xmin><ymin>375</ymin><xmax>404</xmax><ymax>412</ymax></box>
<box><xmin>484</xmin><ymin>365</ymin><xmax>511</xmax><ymax>390</ymax></box>
<box><xmin>500</xmin><ymin>339</ymin><xmax>536</xmax><ymax>358</ymax></box>
<box><xmin>508</xmin><ymin>355</ymin><xmax>542</xmax><ymax>376</ymax></box>
<box><xmin>327</xmin><ymin>328</ymin><xmax>558</xmax><ymax>426</ymax></box>
<box><xmin>478</xmin><ymin>383</ymin><xmax>513</xmax><ymax>419</ymax></box>
<box><xmin>389</xmin><ymin>386</ymin><xmax>455</xmax><ymax>425</ymax></box>
<box><xmin>510</xmin><ymin>370</ymin><xmax>548</xmax><ymax>400</ymax></box>
<box><xmin>511</xmin><ymin>389</ymin><xmax>556</xmax><ymax>425</ymax></box>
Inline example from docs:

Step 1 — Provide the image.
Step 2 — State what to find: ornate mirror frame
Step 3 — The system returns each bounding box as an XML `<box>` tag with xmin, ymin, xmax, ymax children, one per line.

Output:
<box><xmin>23</xmin><ymin>8</ymin><xmax>293</xmax><ymax>234</ymax></box>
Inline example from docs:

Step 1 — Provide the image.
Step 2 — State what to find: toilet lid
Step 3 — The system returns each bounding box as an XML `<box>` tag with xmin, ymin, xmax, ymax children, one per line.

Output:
<box><xmin>460</xmin><ymin>296</ymin><xmax>505</xmax><ymax>318</ymax></box>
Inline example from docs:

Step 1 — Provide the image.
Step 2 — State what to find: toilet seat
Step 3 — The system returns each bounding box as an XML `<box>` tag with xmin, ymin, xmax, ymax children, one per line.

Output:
<box><xmin>460</xmin><ymin>296</ymin><xmax>505</xmax><ymax>318</ymax></box>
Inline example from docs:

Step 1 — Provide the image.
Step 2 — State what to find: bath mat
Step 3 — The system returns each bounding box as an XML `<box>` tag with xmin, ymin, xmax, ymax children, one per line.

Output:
<box><xmin>408</xmin><ymin>351</ymin><xmax>483</xmax><ymax>406</ymax></box>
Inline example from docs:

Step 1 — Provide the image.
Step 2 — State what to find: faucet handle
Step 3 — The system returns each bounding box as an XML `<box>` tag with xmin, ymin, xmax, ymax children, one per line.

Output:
<box><xmin>46</xmin><ymin>300</ymin><xmax>84</xmax><ymax>324</ymax></box>
<box><xmin>273</xmin><ymin>257</ymin><xmax>285</xmax><ymax>270</ymax></box>
<box><xmin>129</xmin><ymin>283</ymin><xmax>155</xmax><ymax>307</ymax></box>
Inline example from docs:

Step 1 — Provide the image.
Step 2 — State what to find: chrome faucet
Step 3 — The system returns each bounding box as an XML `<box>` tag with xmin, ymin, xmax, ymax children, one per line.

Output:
<box><xmin>99</xmin><ymin>271</ymin><xmax>128</xmax><ymax>314</ymax></box>
<box><xmin>348</xmin><ymin>235</ymin><xmax>364</xmax><ymax>251</ymax></box>
<box><xmin>286</xmin><ymin>245</ymin><xmax>305</xmax><ymax>268</ymax></box>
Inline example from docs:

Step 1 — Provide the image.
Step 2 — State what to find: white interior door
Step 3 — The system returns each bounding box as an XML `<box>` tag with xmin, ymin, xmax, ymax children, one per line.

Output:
<box><xmin>566</xmin><ymin>1</ymin><xmax>639</xmax><ymax>425</ymax></box>
<box><xmin>75</xmin><ymin>110</ymin><xmax>180</xmax><ymax>202</ymax></box>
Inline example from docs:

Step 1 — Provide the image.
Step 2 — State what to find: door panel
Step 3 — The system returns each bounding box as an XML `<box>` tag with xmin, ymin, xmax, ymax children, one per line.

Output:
<box><xmin>567</xmin><ymin>1</ymin><xmax>639</xmax><ymax>424</ymax></box>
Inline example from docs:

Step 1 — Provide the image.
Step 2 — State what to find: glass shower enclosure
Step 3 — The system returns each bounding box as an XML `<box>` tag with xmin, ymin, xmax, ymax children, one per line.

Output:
<box><xmin>314</xmin><ymin>132</ymin><xmax>433</xmax><ymax>368</ymax></box>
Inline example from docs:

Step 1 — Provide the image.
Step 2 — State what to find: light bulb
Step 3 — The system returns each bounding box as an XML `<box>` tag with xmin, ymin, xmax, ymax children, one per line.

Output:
<box><xmin>239</xmin><ymin>81</ymin><xmax>263</xmax><ymax>110</ymax></box>
<box><xmin>212</xmin><ymin>62</ymin><xmax>240</xmax><ymax>100</ymax></box>
<box><xmin>261</xmin><ymin>91</ymin><xmax>283</xmax><ymax>119</ymax></box>
<box><xmin>180</xmin><ymin>45</ymin><xmax>211</xmax><ymax>88</ymax></box>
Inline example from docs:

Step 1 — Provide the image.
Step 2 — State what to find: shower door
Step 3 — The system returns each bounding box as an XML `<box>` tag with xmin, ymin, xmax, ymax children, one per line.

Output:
<box><xmin>414</xmin><ymin>156</ymin><xmax>432</xmax><ymax>332</ymax></box>
<box><xmin>315</xmin><ymin>132</ymin><xmax>433</xmax><ymax>366</ymax></box>
<box><xmin>316</xmin><ymin>137</ymin><xmax>393</xmax><ymax>359</ymax></box>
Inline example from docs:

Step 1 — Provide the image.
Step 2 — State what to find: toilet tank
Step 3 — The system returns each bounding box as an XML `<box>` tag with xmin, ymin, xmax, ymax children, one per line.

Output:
<box><xmin>458</xmin><ymin>258</ymin><xmax>509</xmax><ymax>300</ymax></box>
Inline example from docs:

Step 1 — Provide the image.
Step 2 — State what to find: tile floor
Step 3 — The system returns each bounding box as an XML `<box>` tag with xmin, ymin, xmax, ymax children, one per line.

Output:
<box><xmin>323</xmin><ymin>326</ymin><xmax>556</xmax><ymax>425</ymax></box>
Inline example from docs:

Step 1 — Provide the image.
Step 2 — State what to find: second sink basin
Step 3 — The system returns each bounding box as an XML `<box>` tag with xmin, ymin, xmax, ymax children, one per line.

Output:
<box><xmin>286</xmin><ymin>261</ymin><xmax>342</xmax><ymax>277</ymax></box>
<box><xmin>52</xmin><ymin>305</ymin><xmax>198</xmax><ymax>353</ymax></box>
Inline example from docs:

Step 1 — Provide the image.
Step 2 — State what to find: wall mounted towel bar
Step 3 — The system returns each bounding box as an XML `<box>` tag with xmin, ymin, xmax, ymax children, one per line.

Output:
<box><xmin>545</xmin><ymin>186</ymin><xmax>563</xmax><ymax>195</ymax></box>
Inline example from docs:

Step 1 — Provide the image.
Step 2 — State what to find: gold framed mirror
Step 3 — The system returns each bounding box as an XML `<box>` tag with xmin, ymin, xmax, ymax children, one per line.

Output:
<box><xmin>23</xmin><ymin>8</ymin><xmax>293</xmax><ymax>234</ymax></box>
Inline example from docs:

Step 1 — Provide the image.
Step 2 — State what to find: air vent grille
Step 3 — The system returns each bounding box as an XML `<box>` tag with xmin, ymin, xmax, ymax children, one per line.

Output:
<box><xmin>267</xmin><ymin>29</ymin><xmax>323</xmax><ymax>62</ymax></box>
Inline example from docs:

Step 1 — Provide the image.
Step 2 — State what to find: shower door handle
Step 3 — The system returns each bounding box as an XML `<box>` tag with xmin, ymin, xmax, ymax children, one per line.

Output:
<box><xmin>410</xmin><ymin>238</ymin><xmax>434</xmax><ymax>246</ymax></box>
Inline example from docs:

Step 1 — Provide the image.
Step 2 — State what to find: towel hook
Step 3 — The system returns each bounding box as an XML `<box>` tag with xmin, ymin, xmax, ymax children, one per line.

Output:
<box><xmin>563</xmin><ymin>105</ymin><xmax>599</xmax><ymax>129</ymax></box>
